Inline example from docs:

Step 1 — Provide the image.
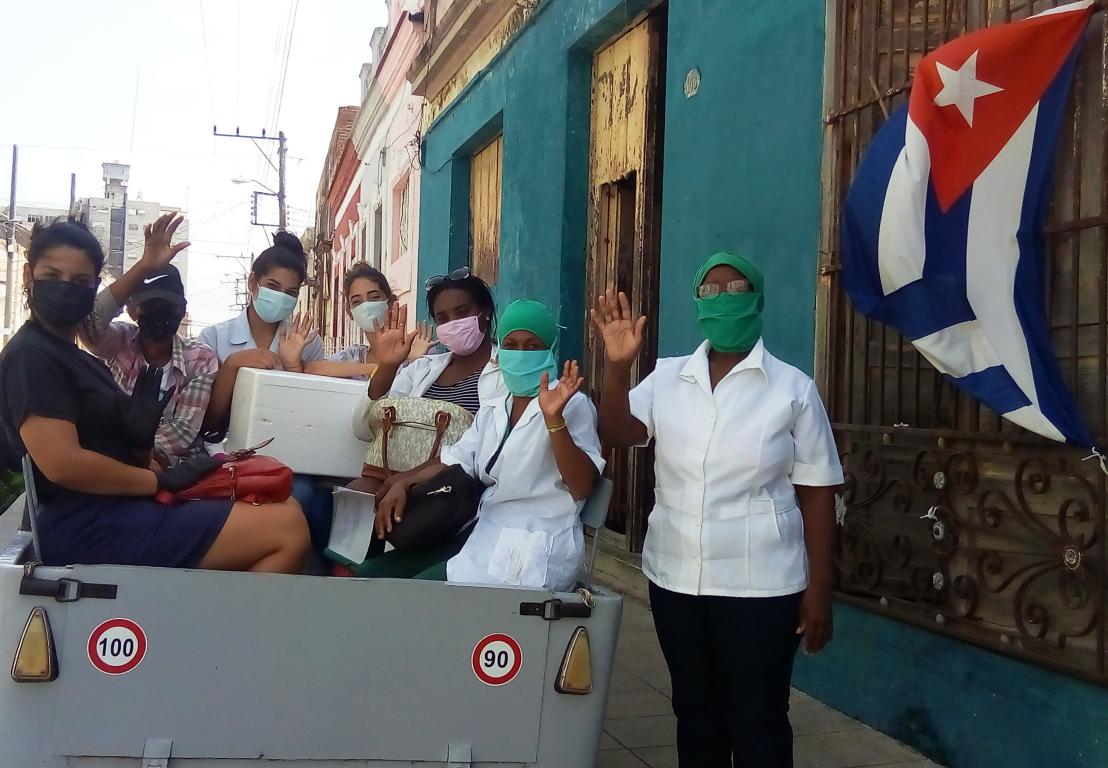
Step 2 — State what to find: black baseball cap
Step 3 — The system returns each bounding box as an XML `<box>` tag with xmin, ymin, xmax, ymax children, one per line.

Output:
<box><xmin>128</xmin><ymin>264</ymin><xmax>186</xmax><ymax>310</ymax></box>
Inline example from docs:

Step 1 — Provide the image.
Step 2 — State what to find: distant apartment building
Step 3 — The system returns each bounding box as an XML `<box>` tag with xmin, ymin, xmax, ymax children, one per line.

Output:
<box><xmin>78</xmin><ymin>163</ymin><xmax>189</xmax><ymax>287</ymax></box>
<box><xmin>10</xmin><ymin>204</ymin><xmax>72</xmax><ymax>226</ymax></box>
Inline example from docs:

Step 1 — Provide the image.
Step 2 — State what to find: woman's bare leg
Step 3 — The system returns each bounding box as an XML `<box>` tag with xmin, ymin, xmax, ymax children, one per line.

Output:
<box><xmin>198</xmin><ymin>499</ymin><xmax>310</xmax><ymax>573</ymax></box>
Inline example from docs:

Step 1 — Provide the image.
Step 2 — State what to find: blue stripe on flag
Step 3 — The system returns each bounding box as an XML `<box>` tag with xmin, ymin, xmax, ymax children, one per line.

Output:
<box><xmin>950</xmin><ymin>366</ymin><xmax>1031</xmax><ymax>414</ymax></box>
<box><xmin>841</xmin><ymin>108</ymin><xmax>905</xmax><ymax>317</ymax></box>
<box><xmin>887</xmin><ymin>186</ymin><xmax>976</xmax><ymax>340</ymax></box>
<box><xmin>842</xmin><ymin>107</ymin><xmax>977</xmax><ymax>341</ymax></box>
<box><xmin>1014</xmin><ymin>47</ymin><xmax>1094</xmax><ymax>446</ymax></box>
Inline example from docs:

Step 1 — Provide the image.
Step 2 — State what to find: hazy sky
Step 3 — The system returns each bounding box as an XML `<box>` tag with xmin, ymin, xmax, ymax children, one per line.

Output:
<box><xmin>0</xmin><ymin>0</ymin><xmax>385</xmax><ymax>328</ymax></box>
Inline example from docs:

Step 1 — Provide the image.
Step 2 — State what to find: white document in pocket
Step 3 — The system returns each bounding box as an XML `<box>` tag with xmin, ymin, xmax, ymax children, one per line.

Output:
<box><xmin>328</xmin><ymin>488</ymin><xmax>377</xmax><ymax>564</ymax></box>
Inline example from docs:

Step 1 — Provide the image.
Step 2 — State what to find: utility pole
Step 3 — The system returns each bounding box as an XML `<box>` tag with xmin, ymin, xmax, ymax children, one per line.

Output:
<box><xmin>4</xmin><ymin>145</ymin><xmax>17</xmax><ymax>343</ymax></box>
<box><xmin>277</xmin><ymin>131</ymin><xmax>287</xmax><ymax>230</ymax></box>
<box><xmin>69</xmin><ymin>173</ymin><xmax>76</xmax><ymax>217</ymax></box>
<box><xmin>213</xmin><ymin>126</ymin><xmax>287</xmax><ymax>231</ymax></box>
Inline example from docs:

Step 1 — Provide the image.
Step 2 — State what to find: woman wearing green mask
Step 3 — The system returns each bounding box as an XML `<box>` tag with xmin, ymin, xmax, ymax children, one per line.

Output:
<box><xmin>591</xmin><ymin>252</ymin><xmax>842</xmax><ymax>768</ymax></box>
<box><xmin>373</xmin><ymin>300</ymin><xmax>604</xmax><ymax>589</ymax></box>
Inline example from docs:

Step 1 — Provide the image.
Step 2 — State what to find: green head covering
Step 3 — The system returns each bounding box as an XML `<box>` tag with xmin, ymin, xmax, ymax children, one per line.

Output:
<box><xmin>692</xmin><ymin>251</ymin><xmax>764</xmax><ymax>296</ymax></box>
<box><xmin>693</xmin><ymin>251</ymin><xmax>765</xmax><ymax>354</ymax></box>
<box><xmin>497</xmin><ymin>299</ymin><xmax>559</xmax><ymax>347</ymax></box>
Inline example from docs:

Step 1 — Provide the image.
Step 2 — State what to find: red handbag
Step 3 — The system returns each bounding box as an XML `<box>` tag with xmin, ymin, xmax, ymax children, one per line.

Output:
<box><xmin>154</xmin><ymin>441</ymin><xmax>293</xmax><ymax>505</ymax></box>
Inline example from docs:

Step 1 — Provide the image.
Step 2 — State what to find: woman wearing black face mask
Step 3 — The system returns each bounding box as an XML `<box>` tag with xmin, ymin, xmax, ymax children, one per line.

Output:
<box><xmin>0</xmin><ymin>220</ymin><xmax>310</xmax><ymax>573</ymax></box>
<box><xmin>79</xmin><ymin>214</ymin><xmax>218</xmax><ymax>468</ymax></box>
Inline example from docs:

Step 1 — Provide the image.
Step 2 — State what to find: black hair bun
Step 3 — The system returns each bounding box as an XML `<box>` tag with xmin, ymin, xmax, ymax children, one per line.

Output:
<box><xmin>272</xmin><ymin>230</ymin><xmax>306</xmax><ymax>259</ymax></box>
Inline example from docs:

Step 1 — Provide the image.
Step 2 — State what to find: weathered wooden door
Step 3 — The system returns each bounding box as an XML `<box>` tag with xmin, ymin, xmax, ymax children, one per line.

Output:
<box><xmin>584</xmin><ymin>14</ymin><xmax>666</xmax><ymax>551</ymax></box>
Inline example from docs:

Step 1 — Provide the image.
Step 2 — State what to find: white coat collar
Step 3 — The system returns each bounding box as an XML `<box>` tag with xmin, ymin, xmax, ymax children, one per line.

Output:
<box><xmin>680</xmin><ymin>338</ymin><xmax>769</xmax><ymax>388</ymax></box>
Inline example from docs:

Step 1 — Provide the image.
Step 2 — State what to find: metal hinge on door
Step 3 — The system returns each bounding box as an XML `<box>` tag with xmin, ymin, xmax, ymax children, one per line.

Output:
<box><xmin>448</xmin><ymin>743</ymin><xmax>472</xmax><ymax>767</ymax></box>
<box><xmin>142</xmin><ymin>738</ymin><xmax>172</xmax><ymax>768</ymax></box>
<box><xmin>19</xmin><ymin>562</ymin><xmax>117</xmax><ymax>602</ymax></box>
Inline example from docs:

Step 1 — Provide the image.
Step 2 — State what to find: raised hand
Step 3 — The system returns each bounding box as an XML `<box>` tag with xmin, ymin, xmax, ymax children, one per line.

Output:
<box><xmin>278</xmin><ymin>312</ymin><xmax>317</xmax><ymax>370</ymax></box>
<box><xmin>589</xmin><ymin>290</ymin><xmax>647</xmax><ymax>368</ymax></box>
<box><xmin>538</xmin><ymin>360</ymin><xmax>585</xmax><ymax>423</ymax></box>
<box><xmin>122</xmin><ymin>366</ymin><xmax>177</xmax><ymax>451</ymax></box>
<box><xmin>408</xmin><ymin>321</ymin><xmax>436</xmax><ymax>360</ymax></box>
<box><xmin>368</xmin><ymin>304</ymin><xmax>417</xmax><ymax>368</ymax></box>
<box><xmin>140</xmin><ymin>212</ymin><xmax>190</xmax><ymax>270</ymax></box>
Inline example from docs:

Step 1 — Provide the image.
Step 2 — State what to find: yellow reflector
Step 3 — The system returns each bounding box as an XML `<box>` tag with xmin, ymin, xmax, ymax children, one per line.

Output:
<box><xmin>11</xmin><ymin>607</ymin><xmax>57</xmax><ymax>683</ymax></box>
<box><xmin>555</xmin><ymin>626</ymin><xmax>592</xmax><ymax>695</ymax></box>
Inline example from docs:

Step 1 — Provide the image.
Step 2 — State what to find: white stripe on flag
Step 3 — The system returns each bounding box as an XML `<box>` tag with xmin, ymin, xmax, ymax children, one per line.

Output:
<box><xmin>965</xmin><ymin>103</ymin><xmax>1065</xmax><ymax>442</ymax></box>
<box><xmin>913</xmin><ymin>321</ymin><xmax>1001</xmax><ymax>379</ymax></box>
<box><xmin>878</xmin><ymin>116</ymin><xmax>930</xmax><ymax>295</ymax></box>
<box><xmin>1035</xmin><ymin>0</ymin><xmax>1094</xmax><ymax>19</ymax></box>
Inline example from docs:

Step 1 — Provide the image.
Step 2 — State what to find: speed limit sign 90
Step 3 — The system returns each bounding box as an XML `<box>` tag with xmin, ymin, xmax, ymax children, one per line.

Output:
<box><xmin>87</xmin><ymin>618</ymin><xmax>147</xmax><ymax>675</ymax></box>
<box><xmin>472</xmin><ymin>633</ymin><xmax>523</xmax><ymax>686</ymax></box>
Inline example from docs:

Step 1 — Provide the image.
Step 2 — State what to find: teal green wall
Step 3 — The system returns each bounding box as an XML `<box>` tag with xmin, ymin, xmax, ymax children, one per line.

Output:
<box><xmin>415</xmin><ymin>2</ymin><xmax>1108</xmax><ymax>766</ymax></box>
<box><xmin>795</xmin><ymin>603</ymin><xmax>1108</xmax><ymax>767</ymax></box>
<box><xmin>655</xmin><ymin>0</ymin><xmax>825</xmax><ymax>367</ymax></box>
<box><xmin>418</xmin><ymin>0</ymin><xmax>661</xmax><ymax>364</ymax></box>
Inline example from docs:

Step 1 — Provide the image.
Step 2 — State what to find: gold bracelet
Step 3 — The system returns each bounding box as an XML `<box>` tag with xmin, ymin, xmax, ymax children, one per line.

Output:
<box><xmin>546</xmin><ymin>421</ymin><xmax>567</xmax><ymax>434</ymax></box>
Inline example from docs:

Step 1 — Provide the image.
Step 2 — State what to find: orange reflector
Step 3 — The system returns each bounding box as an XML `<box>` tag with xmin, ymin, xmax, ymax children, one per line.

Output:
<box><xmin>555</xmin><ymin>626</ymin><xmax>592</xmax><ymax>695</ymax></box>
<box><xmin>11</xmin><ymin>607</ymin><xmax>57</xmax><ymax>683</ymax></box>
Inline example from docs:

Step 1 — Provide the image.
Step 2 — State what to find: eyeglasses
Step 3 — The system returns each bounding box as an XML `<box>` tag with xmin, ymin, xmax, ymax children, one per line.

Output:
<box><xmin>425</xmin><ymin>267</ymin><xmax>472</xmax><ymax>290</ymax></box>
<box><xmin>696</xmin><ymin>279</ymin><xmax>753</xmax><ymax>299</ymax></box>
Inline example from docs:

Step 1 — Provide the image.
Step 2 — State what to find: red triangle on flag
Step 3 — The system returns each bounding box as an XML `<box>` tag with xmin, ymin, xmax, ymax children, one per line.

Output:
<box><xmin>908</xmin><ymin>4</ymin><xmax>1094</xmax><ymax>212</ymax></box>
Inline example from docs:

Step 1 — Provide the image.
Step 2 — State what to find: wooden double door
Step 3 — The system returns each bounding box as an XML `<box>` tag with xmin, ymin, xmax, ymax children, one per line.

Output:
<box><xmin>583</xmin><ymin>12</ymin><xmax>666</xmax><ymax>551</ymax></box>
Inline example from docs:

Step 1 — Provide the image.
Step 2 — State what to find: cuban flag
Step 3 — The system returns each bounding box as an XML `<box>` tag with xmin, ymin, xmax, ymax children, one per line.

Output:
<box><xmin>843</xmin><ymin>1</ymin><xmax>1096</xmax><ymax>446</ymax></box>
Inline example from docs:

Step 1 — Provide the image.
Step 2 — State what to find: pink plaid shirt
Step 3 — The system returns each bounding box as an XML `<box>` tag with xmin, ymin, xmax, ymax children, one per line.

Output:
<box><xmin>79</xmin><ymin>291</ymin><xmax>218</xmax><ymax>465</ymax></box>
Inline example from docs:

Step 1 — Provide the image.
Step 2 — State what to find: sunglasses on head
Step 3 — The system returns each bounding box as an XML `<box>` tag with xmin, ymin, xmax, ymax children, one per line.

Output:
<box><xmin>425</xmin><ymin>267</ymin><xmax>471</xmax><ymax>291</ymax></box>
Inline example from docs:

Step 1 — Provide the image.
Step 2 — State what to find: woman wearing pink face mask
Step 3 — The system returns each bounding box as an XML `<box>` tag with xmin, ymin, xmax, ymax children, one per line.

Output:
<box><xmin>356</xmin><ymin>268</ymin><xmax>505</xmax><ymax>416</ymax></box>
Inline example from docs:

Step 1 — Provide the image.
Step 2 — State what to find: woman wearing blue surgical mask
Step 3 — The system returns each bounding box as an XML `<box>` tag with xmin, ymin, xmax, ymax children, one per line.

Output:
<box><xmin>303</xmin><ymin>263</ymin><xmax>434</xmax><ymax>381</ymax></box>
<box><xmin>200</xmin><ymin>232</ymin><xmax>323</xmax><ymax>433</ymax></box>
<box><xmin>200</xmin><ymin>232</ymin><xmax>331</xmax><ymax>555</ymax></box>
<box><xmin>372</xmin><ymin>300</ymin><xmax>604</xmax><ymax>589</ymax></box>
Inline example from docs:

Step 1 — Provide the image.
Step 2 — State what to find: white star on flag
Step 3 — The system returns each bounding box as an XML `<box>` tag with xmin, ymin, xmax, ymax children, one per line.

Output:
<box><xmin>933</xmin><ymin>50</ymin><xmax>1004</xmax><ymax>126</ymax></box>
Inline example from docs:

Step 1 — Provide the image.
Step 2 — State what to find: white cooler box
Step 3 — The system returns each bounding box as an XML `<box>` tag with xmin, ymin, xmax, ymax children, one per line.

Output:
<box><xmin>226</xmin><ymin>367</ymin><xmax>369</xmax><ymax>478</ymax></box>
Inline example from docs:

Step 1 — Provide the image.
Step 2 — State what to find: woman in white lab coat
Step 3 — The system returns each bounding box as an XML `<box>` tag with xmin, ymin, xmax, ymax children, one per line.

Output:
<box><xmin>373</xmin><ymin>300</ymin><xmax>604</xmax><ymax>589</ymax></box>
<box><xmin>591</xmin><ymin>252</ymin><xmax>842</xmax><ymax>768</ymax></box>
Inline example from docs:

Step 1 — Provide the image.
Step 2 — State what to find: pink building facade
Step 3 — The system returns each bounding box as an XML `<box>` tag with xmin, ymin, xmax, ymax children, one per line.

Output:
<box><xmin>346</xmin><ymin>0</ymin><xmax>426</xmax><ymax>338</ymax></box>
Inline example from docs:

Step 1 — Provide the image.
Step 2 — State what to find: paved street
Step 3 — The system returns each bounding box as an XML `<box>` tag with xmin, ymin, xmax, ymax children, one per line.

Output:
<box><xmin>598</xmin><ymin>596</ymin><xmax>942</xmax><ymax>768</ymax></box>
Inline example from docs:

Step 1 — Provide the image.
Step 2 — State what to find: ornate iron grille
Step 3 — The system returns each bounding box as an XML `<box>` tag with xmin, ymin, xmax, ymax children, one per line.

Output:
<box><xmin>818</xmin><ymin>0</ymin><xmax>1108</xmax><ymax>684</ymax></box>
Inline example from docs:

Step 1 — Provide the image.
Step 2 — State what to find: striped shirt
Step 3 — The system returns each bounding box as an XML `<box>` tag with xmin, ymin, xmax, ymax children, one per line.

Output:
<box><xmin>424</xmin><ymin>369</ymin><xmax>483</xmax><ymax>415</ymax></box>
<box><xmin>79</xmin><ymin>290</ymin><xmax>218</xmax><ymax>466</ymax></box>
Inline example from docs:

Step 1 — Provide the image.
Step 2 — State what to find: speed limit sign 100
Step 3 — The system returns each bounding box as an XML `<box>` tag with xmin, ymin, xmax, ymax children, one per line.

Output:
<box><xmin>87</xmin><ymin>618</ymin><xmax>148</xmax><ymax>675</ymax></box>
<box><xmin>472</xmin><ymin>633</ymin><xmax>523</xmax><ymax>686</ymax></box>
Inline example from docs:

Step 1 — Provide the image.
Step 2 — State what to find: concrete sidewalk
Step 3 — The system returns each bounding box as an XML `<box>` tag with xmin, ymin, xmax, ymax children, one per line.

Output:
<box><xmin>593</xmin><ymin>535</ymin><xmax>942</xmax><ymax>768</ymax></box>
<box><xmin>598</xmin><ymin>597</ymin><xmax>942</xmax><ymax>768</ymax></box>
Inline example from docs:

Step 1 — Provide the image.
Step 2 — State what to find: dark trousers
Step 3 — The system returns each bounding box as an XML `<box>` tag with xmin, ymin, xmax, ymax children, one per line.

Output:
<box><xmin>648</xmin><ymin>581</ymin><xmax>803</xmax><ymax>768</ymax></box>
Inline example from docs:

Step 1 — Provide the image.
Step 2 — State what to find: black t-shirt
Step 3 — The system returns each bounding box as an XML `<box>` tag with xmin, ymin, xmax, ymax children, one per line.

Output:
<box><xmin>0</xmin><ymin>320</ymin><xmax>133</xmax><ymax>503</ymax></box>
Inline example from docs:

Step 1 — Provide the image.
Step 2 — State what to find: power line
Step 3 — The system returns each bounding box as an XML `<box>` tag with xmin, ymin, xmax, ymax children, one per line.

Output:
<box><xmin>272</xmin><ymin>0</ymin><xmax>300</xmax><ymax>132</ymax></box>
<box><xmin>128</xmin><ymin>70</ymin><xmax>141</xmax><ymax>154</ymax></box>
<box><xmin>0</xmin><ymin>143</ymin><xmax>306</xmax><ymax>160</ymax></box>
